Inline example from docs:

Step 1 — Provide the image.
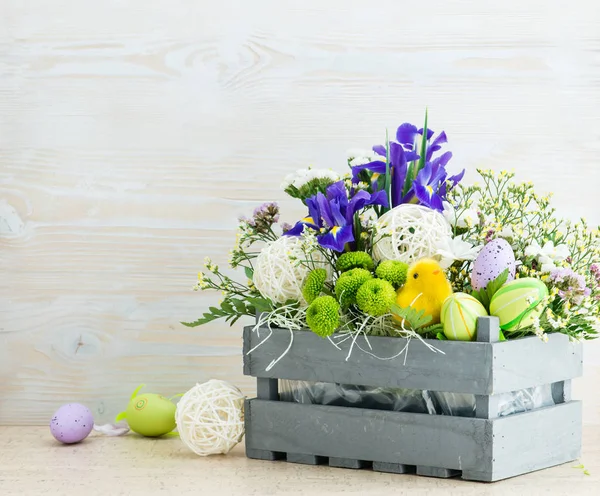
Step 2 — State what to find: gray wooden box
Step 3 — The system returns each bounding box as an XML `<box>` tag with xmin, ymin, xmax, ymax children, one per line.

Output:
<box><xmin>243</xmin><ymin>316</ymin><xmax>583</xmax><ymax>482</ymax></box>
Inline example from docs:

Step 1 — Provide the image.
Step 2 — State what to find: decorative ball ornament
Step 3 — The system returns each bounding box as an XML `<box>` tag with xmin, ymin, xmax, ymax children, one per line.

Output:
<box><xmin>175</xmin><ymin>380</ymin><xmax>245</xmax><ymax>456</ymax></box>
<box><xmin>372</xmin><ymin>205</ymin><xmax>452</xmax><ymax>264</ymax></box>
<box><xmin>253</xmin><ymin>235</ymin><xmax>324</xmax><ymax>304</ymax></box>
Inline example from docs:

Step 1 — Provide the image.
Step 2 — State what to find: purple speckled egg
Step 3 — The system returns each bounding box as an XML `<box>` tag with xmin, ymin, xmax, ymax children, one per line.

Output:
<box><xmin>50</xmin><ymin>403</ymin><xmax>94</xmax><ymax>444</ymax></box>
<box><xmin>471</xmin><ymin>238</ymin><xmax>516</xmax><ymax>291</ymax></box>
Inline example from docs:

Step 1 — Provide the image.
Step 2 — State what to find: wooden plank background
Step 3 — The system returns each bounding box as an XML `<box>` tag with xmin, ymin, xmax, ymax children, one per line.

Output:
<box><xmin>1</xmin><ymin>0</ymin><xmax>599</xmax><ymax>425</ymax></box>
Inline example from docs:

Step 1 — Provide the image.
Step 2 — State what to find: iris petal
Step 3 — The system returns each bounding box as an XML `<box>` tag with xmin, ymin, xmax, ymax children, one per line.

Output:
<box><xmin>318</xmin><ymin>225</ymin><xmax>354</xmax><ymax>252</ymax></box>
<box><xmin>396</xmin><ymin>123</ymin><xmax>419</xmax><ymax>147</ymax></box>
<box><xmin>351</xmin><ymin>160</ymin><xmax>387</xmax><ymax>181</ymax></box>
<box><xmin>372</xmin><ymin>145</ymin><xmax>387</xmax><ymax>157</ymax></box>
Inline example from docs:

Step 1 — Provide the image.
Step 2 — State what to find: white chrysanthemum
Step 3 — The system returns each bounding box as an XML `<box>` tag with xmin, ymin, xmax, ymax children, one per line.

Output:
<box><xmin>280</xmin><ymin>168</ymin><xmax>339</xmax><ymax>190</ymax></box>
<box><xmin>373</xmin><ymin>204</ymin><xmax>453</xmax><ymax>264</ymax></box>
<box><xmin>347</xmin><ymin>149</ymin><xmax>385</xmax><ymax>167</ymax></box>
<box><xmin>253</xmin><ymin>236</ymin><xmax>325</xmax><ymax>305</ymax></box>
<box><xmin>436</xmin><ymin>235</ymin><xmax>483</xmax><ymax>269</ymax></box>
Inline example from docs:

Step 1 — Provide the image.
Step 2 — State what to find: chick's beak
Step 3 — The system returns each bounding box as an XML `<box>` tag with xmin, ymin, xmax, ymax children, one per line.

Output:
<box><xmin>432</xmin><ymin>270</ymin><xmax>440</xmax><ymax>275</ymax></box>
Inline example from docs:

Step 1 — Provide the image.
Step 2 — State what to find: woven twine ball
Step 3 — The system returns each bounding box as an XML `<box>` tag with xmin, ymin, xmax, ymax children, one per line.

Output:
<box><xmin>372</xmin><ymin>204</ymin><xmax>452</xmax><ymax>264</ymax></box>
<box><xmin>253</xmin><ymin>235</ymin><xmax>324</xmax><ymax>305</ymax></box>
<box><xmin>175</xmin><ymin>379</ymin><xmax>245</xmax><ymax>456</ymax></box>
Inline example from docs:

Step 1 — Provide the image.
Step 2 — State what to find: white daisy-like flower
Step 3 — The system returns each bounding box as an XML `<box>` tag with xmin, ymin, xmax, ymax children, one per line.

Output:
<box><xmin>435</xmin><ymin>235</ymin><xmax>483</xmax><ymax>269</ymax></box>
<box><xmin>524</xmin><ymin>240</ymin><xmax>570</xmax><ymax>273</ymax></box>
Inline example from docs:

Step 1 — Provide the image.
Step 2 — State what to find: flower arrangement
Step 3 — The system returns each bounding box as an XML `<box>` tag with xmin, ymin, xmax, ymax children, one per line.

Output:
<box><xmin>186</xmin><ymin>113</ymin><xmax>600</xmax><ymax>347</ymax></box>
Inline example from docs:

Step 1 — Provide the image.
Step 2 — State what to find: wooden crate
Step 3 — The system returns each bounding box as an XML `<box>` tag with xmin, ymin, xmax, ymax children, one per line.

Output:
<box><xmin>243</xmin><ymin>317</ymin><xmax>583</xmax><ymax>482</ymax></box>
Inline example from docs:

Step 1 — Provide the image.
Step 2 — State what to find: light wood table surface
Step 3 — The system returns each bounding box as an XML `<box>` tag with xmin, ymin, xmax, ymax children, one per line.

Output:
<box><xmin>0</xmin><ymin>426</ymin><xmax>598</xmax><ymax>495</ymax></box>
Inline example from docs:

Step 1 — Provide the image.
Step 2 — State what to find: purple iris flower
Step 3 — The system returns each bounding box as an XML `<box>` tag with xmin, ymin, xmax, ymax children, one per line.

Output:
<box><xmin>413</xmin><ymin>155</ymin><xmax>465</xmax><ymax>211</ymax></box>
<box><xmin>351</xmin><ymin>142</ymin><xmax>419</xmax><ymax>207</ymax></box>
<box><xmin>350</xmin><ymin>122</ymin><xmax>464</xmax><ymax>211</ymax></box>
<box><xmin>285</xmin><ymin>181</ymin><xmax>388</xmax><ymax>251</ymax></box>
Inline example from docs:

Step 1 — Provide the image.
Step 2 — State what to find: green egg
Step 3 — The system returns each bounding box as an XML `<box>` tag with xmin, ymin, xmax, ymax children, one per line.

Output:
<box><xmin>490</xmin><ymin>278</ymin><xmax>548</xmax><ymax>331</ymax></box>
<box><xmin>116</xmin><ymin>385</ymin><xmax>177</xmax><ymax>437</ymax></box>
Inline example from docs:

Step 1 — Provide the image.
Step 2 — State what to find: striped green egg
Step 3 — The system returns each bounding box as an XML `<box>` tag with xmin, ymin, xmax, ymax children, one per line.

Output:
<box><xmin>441</xmin><ymin>293</ymin><xmax>488</xmax><ymax>341</ymax></box>
<box><xmin>489</xmin><ymin>278</ymin><xmax>548</xmax><ymax>331</ymax></box>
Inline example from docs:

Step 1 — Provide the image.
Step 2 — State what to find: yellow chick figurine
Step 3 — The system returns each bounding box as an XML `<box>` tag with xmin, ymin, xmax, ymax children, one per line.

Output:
<box><xmin>395</xmin><ymin>258</ymin><xmax>453</xmax><ymax>326</ymax></box>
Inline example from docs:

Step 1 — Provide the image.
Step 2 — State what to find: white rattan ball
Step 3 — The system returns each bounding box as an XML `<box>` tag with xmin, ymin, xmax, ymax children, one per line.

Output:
<box><xmin>175</xmin><ymin>380</ymin><xmax>245</xmax><ymax>456</ymax></box>
<box><xmin>373</xmin><ymin>204</ymin><xmax>452</xmax><ymax>264</ymax></box>
<box><xmin>253</xmin><ymin>235</ymin><xmax>322</xmax><ymax>305</ymax></box>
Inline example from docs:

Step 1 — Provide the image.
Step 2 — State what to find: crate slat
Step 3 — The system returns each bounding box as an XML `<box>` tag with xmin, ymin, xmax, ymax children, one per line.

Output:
<box><xmin>243</xmin><ymin>322</ymin><xmax>583</xmax><ymax>394</ymax></box>
<box><xmin>245</xmin><ymin>398</ymin><xmax>493</xmax><ymax>473</ymax></box>
<box><xmin>245</xmin><ymin>399</ymin><xmax>582</xmax><ymax>481</ymax></box>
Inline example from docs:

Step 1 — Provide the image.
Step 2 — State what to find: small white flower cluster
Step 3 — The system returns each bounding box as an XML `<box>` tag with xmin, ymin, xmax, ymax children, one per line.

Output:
<box><xmin>346</xmin><ymin>149</ymin><xmax>385</xmax><ymax>167</ymax></box>
<box><xmin>442</xmin><ymin>201</ymin><xmax>479</xmax><ymax>229</ymax></box>
<box><xmin>281</xmin><ymin>168</ymin><xmax>339</xmax><ymax>190</ymax></box>
<box><xmin>524</xmin><ymin>240</ymin><xmax>569</xmax><ymax>273</ymax></box>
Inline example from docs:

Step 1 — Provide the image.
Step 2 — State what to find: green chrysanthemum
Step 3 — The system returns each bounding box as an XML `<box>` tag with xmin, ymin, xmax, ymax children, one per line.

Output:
<box><xmin>302</xmin><ymin>268</ymin><xmax>327</xmax><ymax>304</ymax></box>
<box><xmin>356</xmin><ymin>278</ymin><xmax>396</xmax><ymax>317</ymax></box>
<box><xmin>336</xmin><ymin>251</ymin><xmax>374</xmax><ymax>272</ymax></box>
<box><xmin>306</xmin><ymin>295</ymin><xmax>340</xmax><ymax>338</ymax></box>
<box><xmin>334</xmin><ymin>268</ymin><xmax>373</xmax><ymax>307</ymax></box>
<box><xmin>375</xmin><ymin>260</ymin><xmax>409</xmax><ymax>289</ymax></box>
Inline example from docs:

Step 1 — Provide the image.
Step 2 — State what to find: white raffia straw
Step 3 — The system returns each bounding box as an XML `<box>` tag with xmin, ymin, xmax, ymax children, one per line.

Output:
<box><xmin>175</xmin><ymin>380</ymin><xmax>245</xmax><ymax>457</ymax></box>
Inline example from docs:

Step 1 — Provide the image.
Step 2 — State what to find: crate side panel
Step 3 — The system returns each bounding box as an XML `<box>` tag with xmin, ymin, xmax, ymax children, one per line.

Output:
<box><xmin>492</xmin><ymin>334</ymin><xmax>583</xmax><ymax>393</ymax></box>
<box><xmin>245</xmin><ymin>399</ymin><xmax>493</xmax><ymax>472</ymax></box>
<box><xmin>243</xmin><ymin>327</ymin><xmax>493</xmax><ymax>394</ymax></box>
<box><xmin>490</xmin><ymin>401</ymin><xmax>582</xmax><ymax>481</ymax></box>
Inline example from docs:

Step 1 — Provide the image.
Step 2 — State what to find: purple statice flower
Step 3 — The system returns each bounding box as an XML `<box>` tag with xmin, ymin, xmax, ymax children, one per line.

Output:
<box><xmin>590</xmin><ymin>263</ymin><xmax>600</xmax><ymax>285</ymax></box>
<box><xmin>280</xmin><ymin>222</ymin><xmax>293</xmax><ymax>233</ymax></box>
<box><xmin>350</xmin><ymin>121</ymin><xmax>464</xmax><ymax>211</ymax></box>
<box><xmin>285</xmin><ymin>180</ymin><xmax>388</xmax><ymax>251</ymax></box>
<box><xmin>243</xmin><ymin>202</ymin><xmax>280</xmax><ymax>234</ymax></box>
<box><xmin>549</xmin><ymin>268</ymin><xmax>591</xmax><ymax>305</ymax></box>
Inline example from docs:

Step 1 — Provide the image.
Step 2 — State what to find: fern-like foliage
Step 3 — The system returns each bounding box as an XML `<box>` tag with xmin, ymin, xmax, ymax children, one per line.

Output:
<box><xmin>390</xmin><ymin>303</ymin><xmax>432</xmax><ymax>331</ymax></box>
<box><xmin>181</xmin><ymin>296</ymin><xmax>272</xmax><ymax>327</ymax></box>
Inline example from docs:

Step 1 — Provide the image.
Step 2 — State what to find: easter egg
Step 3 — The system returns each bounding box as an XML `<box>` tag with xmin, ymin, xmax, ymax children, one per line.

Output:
<box><xmin>50</xmin><ymin>403</ymin><xmax>94</xmax><ymax>444</ymax></box>
<box><xmin>471</xmin><ymin>238</ymin><xmax>516</xmax><ymax>291</ymax></box>
<box><xmin>440</xmin><ymin>293</ymin><xmax>488</xmax><ymax>341</ymax></box>
<box><xmin>116</xmin><ymin>393</ymin><xmax>177</xmax><ymax>437</ymax></box>
<box><xmin>490</xmin><ymin>278</ymin><xmax>549</xmax><ymax>331</ymax></box>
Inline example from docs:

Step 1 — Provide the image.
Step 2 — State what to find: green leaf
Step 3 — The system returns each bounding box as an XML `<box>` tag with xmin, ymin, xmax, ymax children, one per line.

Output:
<box><xmin>471</xmin><ymin>268</ymin><xmax>509</xmax><ymax>312</ymax></box>
<box><xmin>220</xmin><ymin>300</ymin><xmax>234</xmax><ymax>313</ymax></box>
<box><xmin>208</xmin><ymin>306</ymin><xmax>225</xmax><ymax>316</ymax></box>
<box><xmin>486</xmin><ymin>268</ymin><xmax>509</xmax><ymax>299</ymax></box>
<box><xmin>244</xmin><ymin>266</ymin><xmax>254</xmax><ymax>280</ymax></box>
<box><xmin>436</xmin><ymin>332</ymin><xmax>448</xmax><ymax>341</ymax></box>
<box><xmin>246</xmin><ymin>297</ymin><xmax>272</xmax><ymax>313</ymax></box>
<box><xmin>416</xmin><ymin>108</ymin><xmax>429</xmax><ymax>175</ymax></box>
<box><xmin>180</xmin><ymin>312</ymin><xmax>221</xmax><ymax>327</ymax></box>
<box><xmin>384</xmin><ymin>128</ymin><xmax>391</xmax><ymax>211</ymax></box>
<box><xmin>231</xmin><ymin>299</ymin><xmax>246</xmax><ymax>312</ymax></box>
<box><xmin>390</xmin><ymin>303</ymin><xmax>433</xmax><ymax>330</ymax></box>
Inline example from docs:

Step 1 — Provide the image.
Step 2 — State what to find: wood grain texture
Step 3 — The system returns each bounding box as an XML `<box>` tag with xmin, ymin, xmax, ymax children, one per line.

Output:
<box><xmin>1</xmin><ymin>0</ymin><xmax>599</xmax><ymax>424</ymax></box>
<box><xmin>0</xmin><ymin>426</ymin><xmax>598</xmax><ymax>495</ymax></box>
<box><xmin>245</xmin><ymin>399</ymin><xmax>582</xmax><ymax>481</ymax></box>
<box><xmin>243</xmin><ymin>323</ymin><xmax>583</xmax><ymax>394</ymax></box>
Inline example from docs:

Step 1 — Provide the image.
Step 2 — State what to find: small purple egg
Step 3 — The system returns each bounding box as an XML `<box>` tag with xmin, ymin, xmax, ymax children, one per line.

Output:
<box><xmin>471</xmin><ymin>238</ymin><xmax>516</xmax><ymax>291</ymax></box>
<box><xmin>49</xmin><ymin>403</ymin><xmax>94</xmax><ymax>444</ymax></box>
